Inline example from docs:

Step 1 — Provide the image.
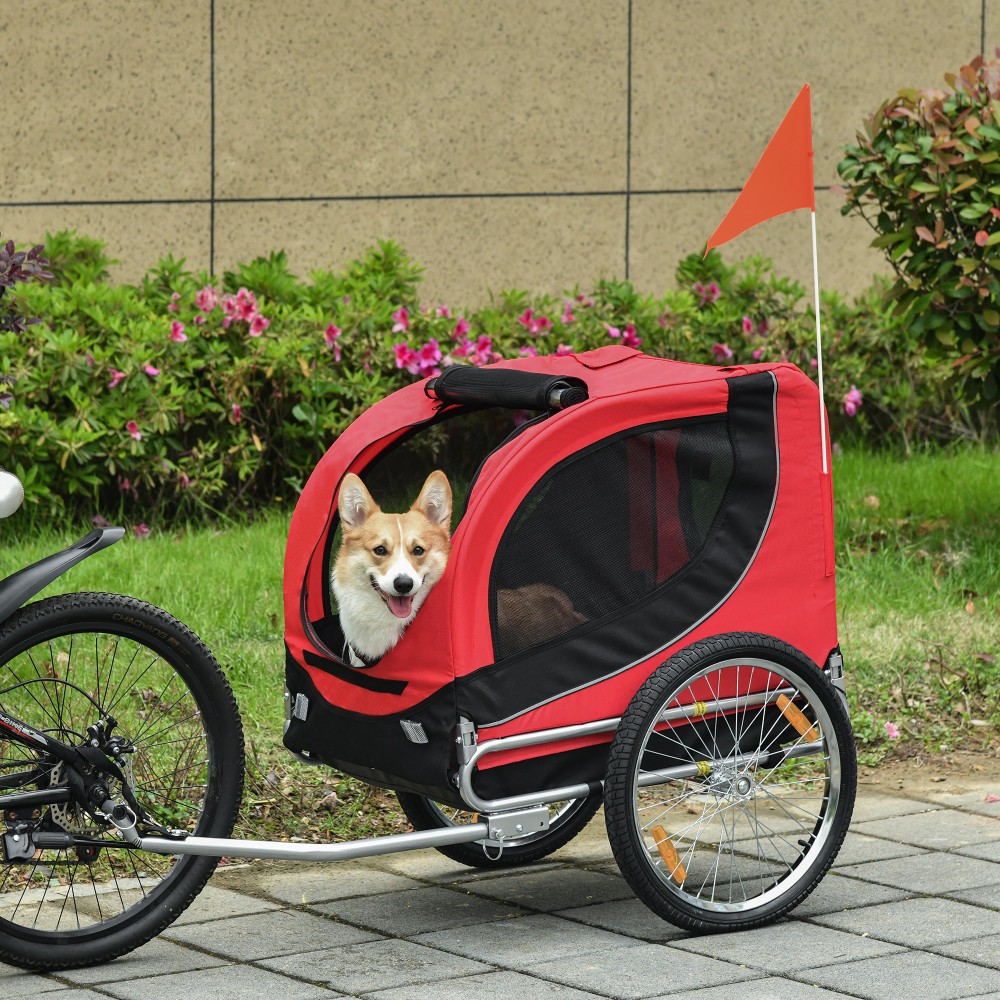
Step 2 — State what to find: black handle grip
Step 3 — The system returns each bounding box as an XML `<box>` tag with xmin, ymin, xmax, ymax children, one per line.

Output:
<box><xmin>426</xmin><ymin>367</ymin><xmax>588</xmax><ymax>412</ymax></box>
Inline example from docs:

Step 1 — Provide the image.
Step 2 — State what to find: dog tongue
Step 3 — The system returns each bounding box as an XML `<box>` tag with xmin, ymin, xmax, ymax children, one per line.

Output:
<box><xmin>387</xmin><ymin>594</ymin><xmax>413</xmax><ymax>619</ymax></box>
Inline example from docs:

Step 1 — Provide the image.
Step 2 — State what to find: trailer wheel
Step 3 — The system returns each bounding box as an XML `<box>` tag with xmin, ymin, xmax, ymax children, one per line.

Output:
<box><xmin>396</xmin><ymin>791</ymin><xmax>602</xmax><ymax>868</ymax></box>
<box><xmin>605</xmin><ymin>632</ymin><xmax>855</xmax><ymax>932</ymax></box>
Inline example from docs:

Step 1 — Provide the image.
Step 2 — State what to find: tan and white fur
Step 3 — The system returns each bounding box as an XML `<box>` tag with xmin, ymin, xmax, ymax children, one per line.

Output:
<box><xmin>333</xmin><ymin>471</ymin><xmax>452</xmax><ymax>667</ymax></box>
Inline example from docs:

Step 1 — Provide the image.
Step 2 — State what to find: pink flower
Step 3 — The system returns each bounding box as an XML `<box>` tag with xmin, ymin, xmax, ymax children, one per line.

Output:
<box><xmin>436</xmin><ymin>305</ymin><xmax>452</xmax><ymax>319</ymax></box>
<box><xmin>976</xmin><ymin>230</ymin><xmax>989</xmax><ymax>247</ymax></box>
<box><xmin>133</xmin><ymin>523</ymin><xmax>150</xmax><ymax>540</ymax></box>
<box><xmin>517</xmin><ymin>308</ymin><xmax>533</xmax><ymax>329</ymax></box>
<box><xmin>809</xmin><ymin>358</ymin><xmax>818</xmax><ymax>369</ymax></box>
<box><xmin>119</xmin><ymin>478</ymin><xmax>131</xmax><ymax>493</ymax></box>
<box><xmin>417</xmin><ymin>339</ymin><xmax>443</xmax><ymax>376</ymax></box>
<box><xmin>561</xmin><ymin>302</ymin><xmax>575</xmax><ymax>324</ymax></box>
<box><xmin>451</xmin><ymin>338</ymin><xmax>473</xmax><ymax>360</ymax></box>
<box><xmin>758</xmin><ymin>318</ymin><xmax>769</xmax><ymax>335</ymax></box>
<box><xmin>621</xmin><ymin>323</ymin><xmax>642</xmax><ymax>349</ymax></box>
<box><xmin>454</xmin><ymin>317</ymin><xmax>470</xmax><ymax>339</ymax></box>
<box><xmin>126</xmin><ymin>420</ymin><xmax>142</xmax><ymax>441</ymax></box>
<box><xmin>844</xmin><ymin>385</ymin><xmax>863</xmax><ymax>417</ymax></box>
<box><xmin>231</xmin><ymin>404</ymin><xmax>242</xmax><ymax>423</ymax></box>
<box><xmin>325</xmin><ymin>324</ymin><xmax>342</xmax><ymax>361</ymax></box>
<box><xmin>170</xmin><ymin>321</ymin><xmax>187</xmax><ymax>342</ymax></box>
<box><xmin>108</xmin><ymin>368</ymin><xmax>127</xmax><ymax>389</ymax></box>
<box><xmin>249</xmin><ymin>314</ymin><xmax>270</xmax><ymax>337</ymax></box>
<box><xmin>606</xmin><ymin>324</ymin><xmax>621</xmax><ymax>339</ymax></box>
<box><xmin>751</xmin><ymin>348</ymin><xmax>764</xmax><ymax>361</ymax></box>
<box><xmin>234</xmin><ymin>287</ymin><xmax>258</xmax><ymax>322</ymax></box>
<box><xmin>92</xmin><ymin>513</ymin><xmax>110</xmax><ymax>527</ymax></box>
<box><xmin>742</xmin><ymin>316</ymin><xmax>754</xmax><ymax>335</ymax></box>
<box><xmin>471</xmin><ymin>335</ymin><xmax>498</xmax><ymax>367</ymax></box>
<box><xmin>221</xmin><ymin>294</ymin><xmax>239</xmax><ymax>320</ymax></box>
<box><xmin>167</xmin><ymin>292</ymin><xmax>180</xmax><ymax>313</ymax></box>
<box><xmin>143</xmin><ymin>364</ymin><xmax>160</xmax><ymax>377</ymax></box>
<box><xmin>657</xmin><ymin>311</ymin><xmax>670</xmax><ymax>329</ymax></box>
<box><xmin>713</xmin><ymin>342</ymin><xmax>734</xmax><ymax>362</ymax></box>
<box><xmin>519</xmin><ymin>345</ymin><xmax>539</xmax><ymax>357</ymax></box>
<box><xmin>195</xmin><ymin>285</ymin><xmax>218</xmax><ymax>312</ymax></box>
<box><xmin>694</xmin><ymin>281</ymin><xmax>722</xmax><ymax>308</ymax></box>
<box><xmin>529</xmin><ymin>315</ymin><xmax>552</xmax><ymax>335</ymax></box>
<box><xmin>575</xmin><ymin>293</ymin><xmax>595</xmax><ymax>308</ymax></box>
<box><xmin>883</xmin><ymin>721</ymin><xmax>900</xmax><ymax>740</ymax></box>
<box><xmin>391</xmin><ymin>307</ymin><xmax>410</xmax><ymax>334</ymax></box>
<box><xmin>193</xmin><ymin>315</ymin><xmax>205</xmax><ymax>325</ymax></box>
<box><xmin>84</xmin><ymin>352</ymin><xmax>95</xmax><ymax>367</ymax></box>
<box><xmin>555</xmin><ymin>343</ymin><xmax>574</xmax><ymax>356</ymax></box>
<box><xmin>394</xmin><ymin>342</ymin><xmax>419</xmax><ymax>374</ymax></box>
<box><xmin>178</xmin><ymin>471</ymin><xmax>191</xmax><ymax>488</ymax></box>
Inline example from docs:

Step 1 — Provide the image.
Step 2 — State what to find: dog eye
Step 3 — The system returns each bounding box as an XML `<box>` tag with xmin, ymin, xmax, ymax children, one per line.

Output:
<box><xmin>412</xmin><ymin>545</ymin><xmax>425</xmax><ymax>556</ymax></box>
<box><xmin>373</xmin><ymin>545</ymin><xmax>388</xmax><ymax>556</ymax></box>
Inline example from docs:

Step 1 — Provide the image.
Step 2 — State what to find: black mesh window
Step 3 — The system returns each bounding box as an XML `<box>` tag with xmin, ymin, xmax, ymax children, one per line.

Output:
<box><xmin>491</xmin><ymin>418</ymin><xmax>733</xmax><ymax>660</ymax></box>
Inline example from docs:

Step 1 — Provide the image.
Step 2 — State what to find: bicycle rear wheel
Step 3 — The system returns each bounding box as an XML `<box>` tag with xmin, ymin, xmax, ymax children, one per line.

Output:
<box><xmin>0</xmin><ymin>592</ymin><xmax>244</xmax><ymax>969</ymax></box>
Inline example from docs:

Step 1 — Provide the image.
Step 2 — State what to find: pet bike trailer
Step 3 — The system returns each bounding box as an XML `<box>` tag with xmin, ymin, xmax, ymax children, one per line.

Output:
<box><xmin>0</xmin><ymin>345</ymin><xmax>855</xmax><ymax>971</ymax></box>
<box><xmin>281</xmin><ymin>344</ymin><xmax>856</xmax><ymax>927</ymax></box>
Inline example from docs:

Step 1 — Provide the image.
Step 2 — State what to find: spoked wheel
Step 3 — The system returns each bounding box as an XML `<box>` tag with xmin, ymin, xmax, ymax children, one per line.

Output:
<box><xmin>0</xmin><ymin>593</ymin><xmax>244</xmax><ymax>969</ymax></box>
<box><xmin>605</xmin><ymin>632</ymin><xmax>855</xmax><ymax>932</ymax></box>
<box><xmin>396</xmin><ymin>791</ymin><xmax>602</xmax><ymax>868</ymax></box>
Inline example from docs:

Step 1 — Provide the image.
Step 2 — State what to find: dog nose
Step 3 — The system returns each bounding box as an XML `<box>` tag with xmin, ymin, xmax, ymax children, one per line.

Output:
<box><xmin>393</xmin><ymin>575</ymin><xmax>414</xmax><ymax>594</ymax></box>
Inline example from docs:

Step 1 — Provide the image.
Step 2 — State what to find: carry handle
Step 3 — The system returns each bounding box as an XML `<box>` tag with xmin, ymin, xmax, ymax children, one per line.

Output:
<box><xmin>426</xmin><ymin>367</ymin><xmax>588</xmax><ymax>412</ymax></box>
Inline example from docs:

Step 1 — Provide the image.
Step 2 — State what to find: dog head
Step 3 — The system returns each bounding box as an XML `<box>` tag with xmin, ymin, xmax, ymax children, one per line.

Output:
<box><xmin>333</xmin><ymin>471</ymin><xmax>452</xmax><ymax>656</ymax></box>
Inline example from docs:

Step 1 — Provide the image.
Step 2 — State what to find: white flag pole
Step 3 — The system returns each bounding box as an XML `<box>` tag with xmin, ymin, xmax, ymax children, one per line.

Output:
<box><xmin>810</xmin><ymin>209</ymin><xmax>828</xmax><ymax>475</ymax></box>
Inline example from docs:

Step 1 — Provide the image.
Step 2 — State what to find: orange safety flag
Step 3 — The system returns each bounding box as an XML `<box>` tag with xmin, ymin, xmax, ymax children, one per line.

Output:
<box><xmin>705</xmin><ymin>84</ymin><xmax>816</xmax><ymax>254</ymax></box>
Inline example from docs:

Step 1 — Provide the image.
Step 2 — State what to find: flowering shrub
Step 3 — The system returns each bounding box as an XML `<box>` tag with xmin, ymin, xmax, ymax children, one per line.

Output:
<box><xmin>838</xmin><ymin>51</ymin><xmax>1000</xmax><ymax>402</ymax></box>
<box><xmin>0</xmin><ymin>232</ymin><xmax>985</xmax><ymax>531</ymax></box>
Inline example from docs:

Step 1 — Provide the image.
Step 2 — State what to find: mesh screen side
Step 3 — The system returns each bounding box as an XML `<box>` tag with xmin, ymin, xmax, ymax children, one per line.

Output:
<box><xmin>491</xmin><ymin>418</ymin><xmax>733</xmax><ymax>660</ymax></box>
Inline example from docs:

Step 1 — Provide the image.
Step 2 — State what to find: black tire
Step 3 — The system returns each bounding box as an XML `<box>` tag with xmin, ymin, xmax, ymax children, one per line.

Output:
<box><xmin>605</xmin><ymin>632</ymin><xmax>856</xmax><ymax>932</ymax></box>
<box><xmin>0</xmin><ymin>592</ymin><xmax>244</xmax><ymax>969</ymax></box>
<box><xmin>396</xmin><ymin>791</ymin><xmax>603</xmax><ymax>868</ymax></box>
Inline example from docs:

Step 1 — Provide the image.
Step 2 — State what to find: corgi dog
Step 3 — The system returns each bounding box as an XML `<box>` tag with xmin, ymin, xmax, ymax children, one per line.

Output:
<box><xmin>333</xmin><ymin>471</ymin><xmax>452</xmax><ymax>668</ymax></box>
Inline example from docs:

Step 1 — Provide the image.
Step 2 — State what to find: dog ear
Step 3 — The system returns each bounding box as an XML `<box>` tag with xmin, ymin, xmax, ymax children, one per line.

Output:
<box><xmin>413</xmin><ymin>470</ymin><xmax>452</xmax><ymax>532</ymax></box>
<box><xmin>339</xmin><ymin>474</ymin><xmax>377</xmax><ymax>528</ymax></box>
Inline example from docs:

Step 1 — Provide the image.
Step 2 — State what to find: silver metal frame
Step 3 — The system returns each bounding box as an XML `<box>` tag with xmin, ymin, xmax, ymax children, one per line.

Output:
<box><xmin>109</xmin><ymin>683</ymin><xmax>813</xmax><ymax>864</ymax></box>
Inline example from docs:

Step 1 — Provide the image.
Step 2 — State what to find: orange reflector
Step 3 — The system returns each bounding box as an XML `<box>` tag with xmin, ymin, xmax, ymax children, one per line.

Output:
<box><xmin>651</xmin><ymin>825</ymin><xmax>687</xmax><ymax>883</ymax></box>
<box><xmin>777</xmin><ymin>694</ymin><xmax>818</xmax><ymax>742</ymax></box>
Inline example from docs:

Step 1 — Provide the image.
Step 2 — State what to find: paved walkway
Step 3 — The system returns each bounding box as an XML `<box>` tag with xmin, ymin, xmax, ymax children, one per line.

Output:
<box><xmin>3</xmin><ymin>772</ymin><xmax>999</xmax><ymax>1000</ymax></box>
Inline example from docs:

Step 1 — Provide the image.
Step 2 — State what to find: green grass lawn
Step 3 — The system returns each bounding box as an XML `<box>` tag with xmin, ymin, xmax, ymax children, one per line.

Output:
<box><xmin>1</xmin><ymin>445</ymin><xmax>997</xmax><ymax>839</ymax></box>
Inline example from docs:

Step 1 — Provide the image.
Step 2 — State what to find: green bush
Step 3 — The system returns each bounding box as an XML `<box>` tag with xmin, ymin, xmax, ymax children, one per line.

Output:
<box><xmin>0</xmin><ymin>231</ymin><xmax>986</xmax><ymax>532</ymax></box>
<box><xmin>838</xmin><ymin>51</ymin><xmax>1000</xmax><ymax>402</ymax></box>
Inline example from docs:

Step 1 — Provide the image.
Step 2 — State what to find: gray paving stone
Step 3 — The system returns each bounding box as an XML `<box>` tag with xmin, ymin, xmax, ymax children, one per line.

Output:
<box><xmin>671</xmin><ymin>919</ymin><xmax>903</xmax><ymax>972</ymax></box>
<box><xmin>99</xmin><ymin>964</ymin><xmax>335</xmax><ymax>1000</ymax></box>
<box><xmin>19</xmin><ymin>992</ymin><xmax>116</xmax><ymax>1000</ymax></box>
<box><xmin>813</xmin><ymin>896</ymin><xmax>1000</xmax><ymax>947</ymax></box>
<box><xmin>849</xmin><ymin>792</ymin><xmax>941</xmax><ymax>823</ymax></box>
<box><xmin>797</xmin><ymin>949</ymin><xmax>1000</xmax><ymax>1000</ymax></box>
<box><xmin>837</xmin><ymin>852</ymin><xmax>1000</xmax><ymax>893</ymax></box>
<box><xmin>413</xmin><ymin>911</ymin><xmax>642</xmax><ymax>967</ymax></box>
<box><xmin>932</xmin><ymin>932</ymin><xmax>1000</xmax><ymax>970</ymax></box>
<box><xmin>366</xmin><ymin>968</ymin><xmax>598</xmax><ymax>1000</ymax></box>
<box><xmin>255</xmin><ymin>865</ymin><xmax>424</xmax><ymax>904</ymax></box>
<box><xmin>853</xmin><ymin>809</ymin><xmax>1000</xmax><ymax>850</ymax></box>
<box><xmin>0</xmin><ymin>963</ymin><xmax>66</xmax><ymax>992</ymax></box>
<box><xmin>163</xmin><ymin>906</ymin><xmax>381</xmax><ymax>960</ymax></box>
<box><xmin>525</xmin><ymin>943</ymin><xmax>760</xmax><ymax>998</ymax></box>
<box><xmin>260</xmin><ymin>938</ymin><xmax>489</xmax><ymax>994</ymax></box>
<box><xmin>948</xmin><ymin>885</ymin><xmax>1000</xmax><ymax>910</ymax></box>
<box><xmin>312</xmin><ymin>884</ymin><xmax>521</xmax><ymax>936</ymax></box>
<box><xmin>170</xmin><ymin>883</ymin><xmax>280</xmax><ymax>925</ymax></box>
<box><xmin>456</xmin><ymin>866</ymin><xmax>633</xmax><ymax>912</ymax></box>
<box><xmin>554</xmin><ymin>897</ymin><xmax>687</xmax><ymax>941</ymax></box>
<box><xmin>645</xmin><ymin>977</ymin><xmax>862</xmax><ymax>1000</ymax></box>
<box><xmin>830</xmin><ymin>831</ymin><xmax>927</xmax><ymax>867</ymax></box>
<box><xmin>787</xmin><ymin>871</ymin><xmax>911</xmax><ymax>918</ymax></box>
<box><xmin>957</xmin><ymin>842</ymin><xmax>1000</xmax><ymax>863</ymax></box>
<box><xmin>59</xmin><ymin>937</ymin><xmax>227</xmax><ymax>984</ymax></box>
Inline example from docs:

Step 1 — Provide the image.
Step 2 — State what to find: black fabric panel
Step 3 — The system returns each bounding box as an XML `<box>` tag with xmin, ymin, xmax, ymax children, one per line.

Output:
<box><xmin>283</xmin><ymin>651</ymin><xmax>460</xmax><ymax>802</ymax></box>
<box><xmin>303</xmin><ymin>646</ymin><xmax>408</xmax><ymax>695</ymax></box>
<box><xmin>429</xmin><ymin>366</ymin><xmax>588</xmax><ymax>411</ymax></box>
<box><xmin>463</xmin><ymin>372</ymin><xmax>778</xmax><ymax>727</ymax></box>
